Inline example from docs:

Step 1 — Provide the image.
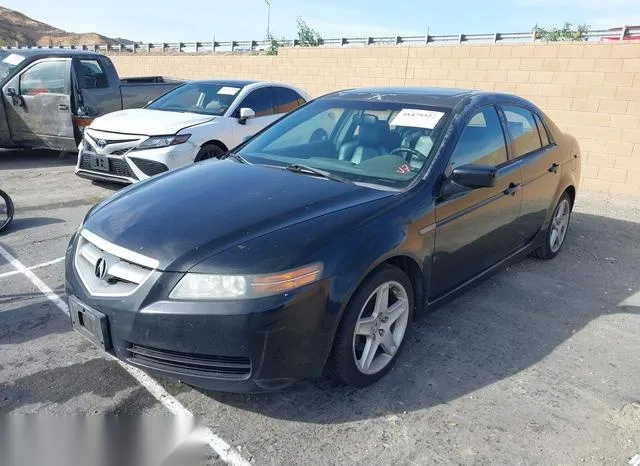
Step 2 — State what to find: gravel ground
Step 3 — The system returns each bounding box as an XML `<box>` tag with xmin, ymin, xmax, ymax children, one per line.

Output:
<box><xmin>0</xmin><ymin>149</ymin><xmax>639</xmax><ymax>465</ymax></box>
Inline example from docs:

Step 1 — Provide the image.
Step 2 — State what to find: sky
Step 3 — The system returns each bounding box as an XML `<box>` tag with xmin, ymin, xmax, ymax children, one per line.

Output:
<box><xmin>4</xmin><ymin>0</ymin><xmax>640</xmax><ymax>43</ymax></box>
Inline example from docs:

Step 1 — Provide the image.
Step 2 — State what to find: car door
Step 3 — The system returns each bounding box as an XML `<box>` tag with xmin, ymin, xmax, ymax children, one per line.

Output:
<box><xmin>2</xmin><ymin>58</ymin><xmax>76</xmax><ymax>151</ymax></box>
<box><xmin>72</xmin><ymin>57</ymin><xmax>122</xmax><ymax>116</ymax></box>
<box><xmin>231</xmin><ymin>86</ymin><xmax>280</xmax><ymax>145</ymax></box>
<box><xmin>500</xmin><ymin>105</ymin><xmax>561</xmax><ymax>244</ymax></box>
<box><xmin>430</xmin><ymin>106</ymin><xmax>523</xmax><ymax>298</ymax></box>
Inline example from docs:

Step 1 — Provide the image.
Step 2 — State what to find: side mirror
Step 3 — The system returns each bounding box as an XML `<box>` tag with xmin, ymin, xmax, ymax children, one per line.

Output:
<box><xmin>5</xmin><ymin>87</ymin><xmax>23</xmax><ymax>106</ymax></box>
<box><xmin>450</xmin><ymin>164</ymin><xmax>498</xmax><ymax>189</ymax></box>
<box><xmin>238</xmin><ymin>107</ymin><xmax>255</xmax><ymax>125</ymax></box>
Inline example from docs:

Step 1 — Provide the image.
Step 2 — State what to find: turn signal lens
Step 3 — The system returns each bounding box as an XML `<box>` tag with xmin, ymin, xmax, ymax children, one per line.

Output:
<box><xmin>250</xmin><ymin>264</ymin><xmax>323</xmax><ymax>295</ymax></box>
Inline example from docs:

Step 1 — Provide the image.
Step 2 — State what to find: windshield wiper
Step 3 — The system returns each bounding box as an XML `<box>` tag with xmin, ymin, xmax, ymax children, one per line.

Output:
<box><xmin>284</xmin><ymin>164</ymin><xmax>353</xmax><ymax>184</ymax></box>
<box><xmin>225</xmin><ymin>152</ymin><xmax>252</xmax><ymax>164</ymax></box>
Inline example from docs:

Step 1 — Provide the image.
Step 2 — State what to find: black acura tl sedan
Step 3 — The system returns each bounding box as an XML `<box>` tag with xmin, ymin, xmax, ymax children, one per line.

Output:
<box><xmin>65</xmin><ymin>87</ymin><xmax>581</xmax><ymax>392</ymax></box>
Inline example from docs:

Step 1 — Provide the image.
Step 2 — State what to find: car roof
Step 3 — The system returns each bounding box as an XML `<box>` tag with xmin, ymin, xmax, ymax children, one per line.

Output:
<box><xmin>190</xmin><ymin>79</ymin><xmax>260</xmax><ymax>88</ymax></box>
<box><xmin>323</xmin><ymin>87</ymin><xmax>483</xmax><ymax>108</ymax></box>
<box><xmin>0</xmin><ymin>48</ymin><xmax>102</xmax><ymax>59</ymax></box>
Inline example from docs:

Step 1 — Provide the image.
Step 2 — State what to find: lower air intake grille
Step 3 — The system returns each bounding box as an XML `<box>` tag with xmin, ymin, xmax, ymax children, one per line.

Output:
<box><xmin>127</xmin><ymin>344</ymin><xmax>251</xmax><ymax>380</ymax></box>
<box><xmin>79</xmin><ymin>155</ymin><xmax>137</xmax><ymax>179</ymax></box>
<box><xmin>130</xmin><ymin>158</ymin><xmax>169</xmax><ymax>177</ymax></box>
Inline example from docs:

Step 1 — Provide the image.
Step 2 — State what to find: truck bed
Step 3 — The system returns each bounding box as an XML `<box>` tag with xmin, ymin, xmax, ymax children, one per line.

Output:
<box><xmin>119</xmin><ymin>77</ymin><xmax>184</xmax><ymax>109</ymax></box>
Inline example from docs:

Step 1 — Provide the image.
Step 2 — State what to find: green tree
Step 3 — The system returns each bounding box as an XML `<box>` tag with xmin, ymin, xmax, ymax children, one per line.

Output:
<box><xmin>296</xmin><ymin>18</ymin><xmax>323</xmax><ymax>47</ymax></box>
<box><xmin>533</xmin><ymin>22</ymin><xmax>590</xmax><ymax>41</ymax></box>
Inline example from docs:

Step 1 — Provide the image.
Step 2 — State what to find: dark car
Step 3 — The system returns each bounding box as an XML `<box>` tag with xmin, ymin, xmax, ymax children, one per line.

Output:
<box><xmin>65</xmin><ymin>87</ymin><xmax>581</xmax><ymax>392</ymax></box>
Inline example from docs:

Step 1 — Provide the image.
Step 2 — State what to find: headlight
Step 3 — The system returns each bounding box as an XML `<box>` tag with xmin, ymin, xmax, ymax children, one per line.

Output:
<box><xmin>169</xmin><ymin>263</ymin><xmax>323</xmax><ymax>300</ymax></box>
<box><xmin>134</xmin><ymin>134</ymin><xmax>191</xmax><ymax>151</ymax></box>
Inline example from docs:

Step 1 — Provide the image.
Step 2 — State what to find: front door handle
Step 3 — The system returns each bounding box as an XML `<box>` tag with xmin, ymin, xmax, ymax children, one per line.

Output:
<box><xmin>58</xmin><ymin>103</ymin><xmax>69</xmax><ymax>111</ymax></box>
<box><xmin>504</xmin><ymin>182</ymin><xmax>521</xmax><ymax>196</ymax></box>
<box><xmin>548</xmin><ymin>162</ymin><xmax>560</xmax><ymax>173</ymax></box>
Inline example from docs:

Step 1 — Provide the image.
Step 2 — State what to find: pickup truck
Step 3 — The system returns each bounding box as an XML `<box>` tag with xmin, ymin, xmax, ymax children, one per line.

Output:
<box><xmin>0</xmin><ymin>49</ymin><xmax>183</xmax><ymax>152</ymax></box>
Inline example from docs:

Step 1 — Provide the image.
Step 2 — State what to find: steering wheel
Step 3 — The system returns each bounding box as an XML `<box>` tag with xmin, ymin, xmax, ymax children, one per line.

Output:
<box><xmin>309</xmin><ymin>128</ymin><xmax>328</xmax><ymax>143</ymax></box>
<box><xmin>391</xmin><ymin>147</ymin><xmax>427</xmax><ymax>164</ymax></box>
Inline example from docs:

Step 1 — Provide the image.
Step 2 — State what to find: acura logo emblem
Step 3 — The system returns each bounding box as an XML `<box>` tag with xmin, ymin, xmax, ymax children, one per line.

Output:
<box><xmin>96</xmin><ymin>139</ymin><xmax>107</xmax><ymax>149</ymax></box>
<box><xmin>94</xmin><ymin>257</ymin><xmax>108</xmax><ymax>280</ymax></box>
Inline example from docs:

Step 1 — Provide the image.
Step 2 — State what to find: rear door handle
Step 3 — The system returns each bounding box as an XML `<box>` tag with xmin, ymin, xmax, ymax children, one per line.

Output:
<box><xmin>58</xmin><ymin>103</ymin><xmax>69</xmax><ymax>111</ymax></box>
<box><xmin>504</xmin><ymin>182</ymin><xmax>521</xmax><ymax>196</ymax></box>
<box><xmin>548</xmin><ymin>162</ymin><xmax>559</xmax><ymax>173</ymax></box>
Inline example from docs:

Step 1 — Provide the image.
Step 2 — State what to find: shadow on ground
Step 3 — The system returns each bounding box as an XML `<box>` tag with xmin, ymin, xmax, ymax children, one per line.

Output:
<box><xmin>0</xmin><ymin>149</ymin><xmax>76</xmax><ymax>170</ymax></box>
<box><xmin>201</xmin><ymin>212</ymin><xmax>640</xmax><ymax>423</ymax></box>
<box><xmin>1</xmin><ymin>217</ymin><xmax>65</xmax><ymax>234</ymax></box>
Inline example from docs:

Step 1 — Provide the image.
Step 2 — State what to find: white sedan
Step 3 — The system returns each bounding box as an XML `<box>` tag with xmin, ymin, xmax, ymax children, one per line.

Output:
<box><xmin>75</xmin><ymin>80</ymin><xmax>311</xmax><ymax>184</ymax></box>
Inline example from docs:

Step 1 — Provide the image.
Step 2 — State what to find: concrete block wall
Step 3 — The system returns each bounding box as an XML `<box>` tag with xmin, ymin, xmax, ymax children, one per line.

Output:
<box><xmin>110</xmin><ymin>42</ymin><xmax>640</xmax><ymax>195</ymax></box>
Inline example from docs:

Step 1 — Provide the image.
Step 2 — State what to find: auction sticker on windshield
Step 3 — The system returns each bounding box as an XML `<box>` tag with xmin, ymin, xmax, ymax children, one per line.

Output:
<box><xmin>391</xmin><ymin>109</ymin><xmax>445</xmax><ymax>129</ymax></box>
<box><xmin>2</xmin><ymin>53</ymin><xmax>24</xmax><ymax>66</ymax></box>
<box><xmin>218</xmin><ymin>87</ymin><xmax>240</xmax><ymax>96</ymax></box>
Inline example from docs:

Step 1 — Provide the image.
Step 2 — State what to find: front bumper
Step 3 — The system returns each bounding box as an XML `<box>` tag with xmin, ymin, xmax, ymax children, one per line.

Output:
<box><xmin>64</xmin><ymin>241</ymin><xmax>336</xmax><ymax>393</ymax></box>
<box><xmin>75</xmin><ymin>141</ymin><xmax>196</xmax><ymax>184</ymax></box>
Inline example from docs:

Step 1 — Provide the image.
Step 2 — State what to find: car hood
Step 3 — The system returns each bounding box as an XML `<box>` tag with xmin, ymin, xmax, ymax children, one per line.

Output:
<box><xmin>89</xmin><ymin>108</ymin><xmax>216</xmax><ymax>135</ymax></box>
<box><xmin>83</xmin><ymin>160</ymin><xmax>395</xmax><ymax>271</ymax></box>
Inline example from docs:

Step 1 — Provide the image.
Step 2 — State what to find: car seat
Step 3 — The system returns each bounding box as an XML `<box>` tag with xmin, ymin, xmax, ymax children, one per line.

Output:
<box><xmin>338</xmin><ymin>116</ymin><xmax>389</xmax><ymax>164</ymax></box>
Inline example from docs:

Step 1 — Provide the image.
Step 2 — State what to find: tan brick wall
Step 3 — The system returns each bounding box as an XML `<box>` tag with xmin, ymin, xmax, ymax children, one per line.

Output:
<box><xmin>111</xmin><ymin>42</ymin><xmax>640</xmax><ymax>195</ymax></box>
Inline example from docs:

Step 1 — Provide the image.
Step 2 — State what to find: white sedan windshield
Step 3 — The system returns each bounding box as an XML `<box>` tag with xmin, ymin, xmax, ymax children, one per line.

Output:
<box><xmin>239</xmin><ymin>99</ymin><xmax>450</xmax><ymax>189</ymax></box>
<box><xmin>147</xmin><ymin>83</ymin><xmax>242</xmax><ymax>116</ymax></box>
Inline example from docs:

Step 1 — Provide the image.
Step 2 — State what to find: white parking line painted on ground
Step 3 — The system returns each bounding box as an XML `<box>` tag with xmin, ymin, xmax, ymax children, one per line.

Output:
<box><xmin>0</xmin><ymin>256</ymin><xmax>65</xmax><ymax>279</ymax></box>
<box><xmin>0</xmin><ymin>245</ymin><xmax>251</xmax><ymax>466</ymax></box>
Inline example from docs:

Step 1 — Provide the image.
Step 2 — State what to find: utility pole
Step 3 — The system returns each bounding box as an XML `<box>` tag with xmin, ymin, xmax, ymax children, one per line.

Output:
<box><xmin>264</xmin><ymin>0</ymin><xmax>271</xmax><ymax>37</ymax></box>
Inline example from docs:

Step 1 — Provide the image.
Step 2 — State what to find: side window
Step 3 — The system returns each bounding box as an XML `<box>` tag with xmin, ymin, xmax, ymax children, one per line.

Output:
<box><xmin>450</xmin><ymin>107</ymin><xmax>508</xmax><ymax>168</ymax></box>
<box><xmin>274</xmin><ymin>87</ymin><xmax>303</xmax><ymax>114</ymax></box>
<box><xmin>502</xmin><ymin>105</ymin><xmax>542</xmax><ymax>158</ymax></box>
<box><xmin>237</xmin><ymin>87</ymin><xmax>275</xmax><ymax>117</ymax></box>
<box><xmin>78</xmin><ymin>59</ymin><xmax>108</xmax><ymax>89</ymax></box>
<box><xmin>20</xmin><ymin>60</ymin><xmax>68</xmax><ymax>95</ymax></box>
<box><xmin>533</xmin><ymin>113</ymin><xmax>551</xmax><ymax>147</ymax></box>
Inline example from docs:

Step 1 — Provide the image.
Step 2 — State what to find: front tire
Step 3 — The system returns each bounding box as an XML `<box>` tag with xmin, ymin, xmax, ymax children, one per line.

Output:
<box><xmin>195</xmin><ymin>143</ymin><xmax>224</xmax><ymax>162</ymax></box>
<box><xmin>330</xmin><ymin>265</ymin><xmax>414</xmax><ymax>387</ymax></box>
<box><xmin>532</xmin><ymin>192</ymin><xmax>572</xmax><ymax>260</ymax></box>
<box><xmin>0</xmin><ymin>189</ymin><xmax>15</xmax><ymax>233</ymax></box>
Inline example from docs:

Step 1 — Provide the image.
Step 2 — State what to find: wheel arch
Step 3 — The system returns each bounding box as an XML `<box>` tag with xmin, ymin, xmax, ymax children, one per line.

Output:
<box><xmin>201</xmin><ymin>139</ymin><xmax>228</xmax><ymax>152</ymax></box>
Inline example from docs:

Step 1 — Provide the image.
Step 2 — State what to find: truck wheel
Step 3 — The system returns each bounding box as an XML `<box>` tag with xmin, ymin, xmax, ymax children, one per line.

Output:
<box><xmin>195</xmin><ymin>144</ymin><xmax>224</xmax><ymax>162</ymax></box>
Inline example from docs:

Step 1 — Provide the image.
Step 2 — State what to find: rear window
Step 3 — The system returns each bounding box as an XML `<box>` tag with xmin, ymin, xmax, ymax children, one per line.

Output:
<box><xmin>502</xmin><ymin>105</ymin><xmax>542</xmax><ymax>158</ymax></box>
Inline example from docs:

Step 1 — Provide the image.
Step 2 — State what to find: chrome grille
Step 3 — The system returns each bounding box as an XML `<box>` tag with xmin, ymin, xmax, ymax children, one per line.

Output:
<box><xmin>74</xmin><ymin>229</ymin><xmax>158</xmax><ymax>296</ymax></box>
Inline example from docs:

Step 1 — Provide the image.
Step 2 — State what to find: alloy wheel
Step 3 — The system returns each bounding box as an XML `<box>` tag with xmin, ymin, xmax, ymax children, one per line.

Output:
<box><xmin>550</xmin><ymin>198</ymin><xmax>570</xmax><ymax>253</ymax></box>
<box><xmin>352</xmin><ymin>281</ymin><xmax>410</xmax><ymax>375</ymax></box>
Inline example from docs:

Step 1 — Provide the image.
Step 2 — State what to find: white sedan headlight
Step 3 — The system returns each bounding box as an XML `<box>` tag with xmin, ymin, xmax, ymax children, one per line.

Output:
<box><xmin>169</xmin><ymin>263</ymin><xmax>323</xmax><ymax>300</ymax></box>
<box><xmin>134</xmin><ymin>134</ymin><xmax>191</xmax><ymax>151</ymax></box>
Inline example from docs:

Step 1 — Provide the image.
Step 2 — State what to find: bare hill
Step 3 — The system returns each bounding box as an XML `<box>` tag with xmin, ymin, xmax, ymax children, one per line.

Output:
<box><xmin>0</xmin><ymin>6</ymin><xmax>135</xmax><ymax>46</ymax></box>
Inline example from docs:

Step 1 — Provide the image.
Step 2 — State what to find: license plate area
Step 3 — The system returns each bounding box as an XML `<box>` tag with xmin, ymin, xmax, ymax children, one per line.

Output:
<box><xmin>69</xmin><ymin>298</ymin><xmax>112</xmax><ymax>351</ymax></box>
<box><xmin>89</xmin><ymin>155</ymin><xmax>109</xmax><ymax>172</ymax></box>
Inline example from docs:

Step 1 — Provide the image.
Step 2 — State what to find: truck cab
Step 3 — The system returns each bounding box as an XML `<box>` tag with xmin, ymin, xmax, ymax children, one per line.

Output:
<box><xmin>0</xmin><ymin>49</ymin><xmax>182</xmax><ymax>152</ymax></box>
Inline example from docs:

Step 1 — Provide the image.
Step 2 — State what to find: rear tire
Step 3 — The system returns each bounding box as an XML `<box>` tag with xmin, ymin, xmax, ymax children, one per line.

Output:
<box><xmin>531</xmin><ymin>192</ymin><xmax>572</xmax><ymax>260</ymax></box>
<box><xmin>330</xmin><ymin>265</ymin><xmax>414</xmax><ymax>387</ymax></box>
<box><xmin>195</xmin><ymin>143</ymin><xmax>224</xmax><ymax>162</ymax></box>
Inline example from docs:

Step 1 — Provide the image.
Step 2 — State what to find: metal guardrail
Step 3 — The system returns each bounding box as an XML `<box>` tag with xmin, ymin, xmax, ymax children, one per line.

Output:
<box><xmin>3</xmin><ymin>26</ymin><xmax>640</xmax><ymax>54</ymax></box>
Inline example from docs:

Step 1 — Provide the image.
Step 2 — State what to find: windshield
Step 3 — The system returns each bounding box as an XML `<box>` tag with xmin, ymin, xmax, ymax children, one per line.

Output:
<box><xmin>147</xmin><ymin>82</ymin><xmax>243</xmax><ymax>116</ymax></box>
<box><xmin>0</xmin><ymin>52</ymin><xmax>25</xmax><ymax>82</ymax></box>
<box><xmin>238</xmin><ymin>99</ymin><xmax>450</xmax><ymax>189</ymax></box>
